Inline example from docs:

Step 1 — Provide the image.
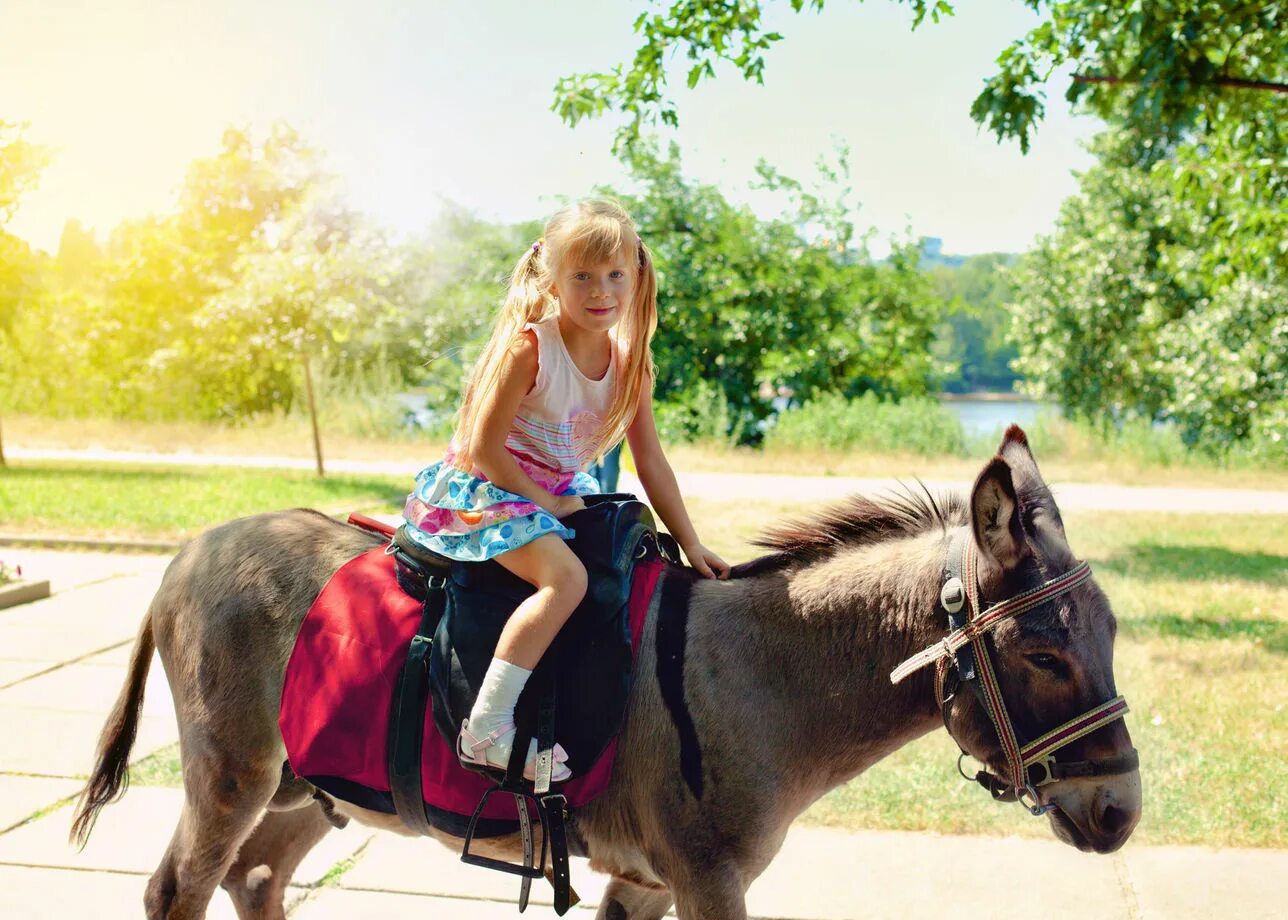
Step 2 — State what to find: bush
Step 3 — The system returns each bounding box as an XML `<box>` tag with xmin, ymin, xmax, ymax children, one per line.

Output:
<box><xmin>763</xmin><ymin>392</ymin><xmax>967</xmax><ymax>456</ymax></box>
<box><xmin>654</xmin><ymin>379</ymin><xmax>737</xmax><ymax>447</ymax></box>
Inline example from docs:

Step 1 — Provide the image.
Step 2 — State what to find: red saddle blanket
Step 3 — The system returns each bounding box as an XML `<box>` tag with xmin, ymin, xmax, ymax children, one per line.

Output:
<box><xmin>279</xmin><ymin>546</ymin><xmax>662</xmax><ymax>833</ymax></box>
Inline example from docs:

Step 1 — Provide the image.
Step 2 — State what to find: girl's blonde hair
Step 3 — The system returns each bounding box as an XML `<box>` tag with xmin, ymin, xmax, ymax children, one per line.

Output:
<box><xmin>452</xmin><ymin>199</ymin><xmax>658</xmax><ymax>472</ymax></box>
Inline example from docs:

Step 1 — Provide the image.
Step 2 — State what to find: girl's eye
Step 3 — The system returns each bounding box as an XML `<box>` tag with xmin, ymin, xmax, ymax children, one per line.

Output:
<box><xmin>574</xmin><ymin>273</ymin><xmax>589</xmax><ymax>281</ymax></box>
<box><xmin>610</xmin><ymin>270</ymin><xmax>624</xmax><ymax>279</ymax></box>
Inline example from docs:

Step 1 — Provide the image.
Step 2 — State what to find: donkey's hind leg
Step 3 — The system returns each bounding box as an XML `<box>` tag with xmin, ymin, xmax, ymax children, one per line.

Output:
<box><xmin>144</xmin><ymin>745</ymin><xmax>280</xmax><ymax>920</ymax></box>
<box><xmin>596</xmin><ymin>877</ymin><xmax>675</xmax><ymax>920</ymax></box>
<box><xmin>220</xmin><ymin>800</ymin><xmax>336</xmax><ymax>920</ymax></box>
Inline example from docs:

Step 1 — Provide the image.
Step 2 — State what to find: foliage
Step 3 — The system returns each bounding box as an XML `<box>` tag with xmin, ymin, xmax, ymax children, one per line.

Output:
<box><xmin>653</xmin><ymin>377</ymin><xmax>735</xmax><ymax>445</ymax></box>
<box><xmin>1012</xmin><ymin>128</ymin><xmax>1286</xmax><ymax>453</ymax></box>
<box><xmin>0</xmin><ymin>121</ymin><xmax>48</xmax><ymax>226</ymax></box>
<box><xmin>606</xmin><ymin>141</ymin><xmax>944</xmax><ymax>442</ymax></box>
<box><xmin>973</xmin><ymin>1</ymin><xmax>1287</xmax><ymax>153</ymax></box>
<box><xmin>926</xmin><ymin>252</ymin><xmax>1019</xmax><ymax>393</ymax></box>
<box><xmin>553</xmin><ymin>0</ymin><xmax>954</xmax><ymax>151</ymax></box>
<box><xmin>555</xmin><ymin>1</ymin><xmax>1287</xmax><ymax>154</ymax></box>
<box><xmin>764</xmin><ymin>390</ymin><xmax>966</xmax><ymax>456</ymax></box>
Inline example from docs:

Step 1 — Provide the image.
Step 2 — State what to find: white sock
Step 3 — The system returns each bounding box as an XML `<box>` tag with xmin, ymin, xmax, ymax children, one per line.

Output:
<box><xmin>467</xmin><ymin>658</ymin><xmax>532</xmax><ymax>737</ymax></box>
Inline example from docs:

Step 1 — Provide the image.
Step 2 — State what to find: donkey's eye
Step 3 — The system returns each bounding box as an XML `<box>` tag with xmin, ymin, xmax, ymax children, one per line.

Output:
<box><xmin>1026</xmin><ymin>654</ymin><xmax>1068</xmax><ymax>678</ymax></box>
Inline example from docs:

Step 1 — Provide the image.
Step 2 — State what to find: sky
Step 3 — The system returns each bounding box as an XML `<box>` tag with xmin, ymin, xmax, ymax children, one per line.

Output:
<box><xmin>1</xmin><ymin>0</ymin><xmax>1102</xmax><ymax>258</ymax></box>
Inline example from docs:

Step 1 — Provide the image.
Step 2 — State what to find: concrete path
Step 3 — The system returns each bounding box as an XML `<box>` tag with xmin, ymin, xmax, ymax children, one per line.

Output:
<box><xmin>1</xmin><ymin>548</ymin><xmax>1285</xmax><ymax>918</ymax></box>
<box><xmin>9</xmin><ymin>446</ymin><xmax>1288</xmax><ymax>515</ymax></box>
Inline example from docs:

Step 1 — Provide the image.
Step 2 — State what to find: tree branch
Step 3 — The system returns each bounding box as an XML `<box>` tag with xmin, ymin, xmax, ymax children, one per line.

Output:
<box><xmin>1073</xmin><ymin>73</ymin><xmax>1288</xmax><ymax>94</ymax></box>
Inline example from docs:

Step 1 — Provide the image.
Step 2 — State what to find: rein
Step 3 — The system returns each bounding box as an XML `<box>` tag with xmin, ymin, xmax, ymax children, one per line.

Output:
<box><xmin>891</xmin><ymin>528</ymin><xmax>1137</xmax><ymax>815</ymax></box>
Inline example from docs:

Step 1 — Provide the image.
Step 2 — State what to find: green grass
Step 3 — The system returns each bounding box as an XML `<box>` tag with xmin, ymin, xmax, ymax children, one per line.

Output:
<box><xmin>130</xmin><ymin>743</ymin><xmax>184</xmax><ymax>788</ymax></box>
<box><xmin>0</xmin><ymin>461</ymin><xmax>408</xmax><ymax>540</ymax></box>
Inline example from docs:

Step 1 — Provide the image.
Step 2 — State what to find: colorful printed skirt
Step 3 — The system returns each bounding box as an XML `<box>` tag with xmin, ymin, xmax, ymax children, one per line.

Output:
<box><xmin>401</xmin><ymin>452</ymin><xmax>600</xmax><ymax>562</ymax></box>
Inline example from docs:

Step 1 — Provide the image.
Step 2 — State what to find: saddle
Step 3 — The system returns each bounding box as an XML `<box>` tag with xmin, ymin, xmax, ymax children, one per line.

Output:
<box><xmin>378</xmin><ymin>494</ymin><xmax>678</xmax><ymax>914</ymax></box>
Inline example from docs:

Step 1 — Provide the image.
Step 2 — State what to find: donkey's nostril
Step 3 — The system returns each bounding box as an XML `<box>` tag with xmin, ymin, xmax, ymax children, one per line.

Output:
<box><xmin>1097</xmin><ymin>802</ymin><xmax>1132</xmax><ymax>837</ymax></box>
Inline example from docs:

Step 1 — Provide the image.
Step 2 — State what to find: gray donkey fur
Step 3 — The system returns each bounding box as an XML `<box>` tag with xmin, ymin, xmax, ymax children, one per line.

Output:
<box><xmin>71</xmin><ymin>428</ymin><xmax>1140</xmax><ymax>919</ymax></box>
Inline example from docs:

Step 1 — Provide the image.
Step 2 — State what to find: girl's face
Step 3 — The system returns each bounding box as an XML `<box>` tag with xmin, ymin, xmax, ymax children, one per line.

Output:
<box><xmin>549</xmin><ymin>245</ymin><xmax>635</xmax><ymax>336</ymax></box>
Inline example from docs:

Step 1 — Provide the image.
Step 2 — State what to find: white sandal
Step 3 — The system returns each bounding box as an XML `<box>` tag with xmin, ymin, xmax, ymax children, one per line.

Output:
<box><xmin>458</xmin><ymin>719</ymin><xmax>572</xmax><ymax>782</ymax></box>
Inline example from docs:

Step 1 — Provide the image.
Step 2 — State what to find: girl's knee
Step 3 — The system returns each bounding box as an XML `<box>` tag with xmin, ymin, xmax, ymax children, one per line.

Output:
<box><xmin>550</xmin><ymin>556</ymin><xmax>587</xmax><ymax>606</ymax></box>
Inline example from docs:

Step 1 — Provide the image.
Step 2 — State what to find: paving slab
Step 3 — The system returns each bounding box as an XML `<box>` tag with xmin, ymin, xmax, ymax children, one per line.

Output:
<box><xmin>0</xmin><ymin>706</ymin><xmax>176</xmax><ymax>777</ymax></box>
<box><xmin>0</xmin><ymin>659</ymin><xmax>175</xmax><ymax>718</ymax></box>
<box><xmin>82</xmin><ymin>644</ymin><xmax>134</xmax><ymax>666</ymax></box>
<box><xmin>0</xmin><ymin>787</ymin><xmax>182</xmax><ymax>874</ymax></box>
<box><xmin>1123</xmin><ymin>843</ymin><xmax>1288</xmax><ymax>920</ymax></box>
<box><xmin>0</xmin><ymin>775</ymin><xmax>83</xmax><ymax>833</ymax></box>
<box><xmin>0</xmin><ymin>574</ymin><xmax>158</xmax><ymax>662</ymax></box>
<box><xmin>340</xmin><ymin>828</ymin><xmax>611</xmax><ymax>908</ymax></box>
<box><xmin>0</xmin><ymin>787</ymin><xmax>374</xmax><ymax>887</ymax></box>
<box><xmin>0</xmin><ymin>863</ymin><xmax>241</xmax><ymax>919</ymax></box>
<box><xmin>342</xmin><ymin>824</ymin><xmax>1129</xmax><ymax>920</ymax></box>
<box><xmin>744</xmin><ymin>826</ymin><xmax>1128</xmax><ymax>920</ymax></box>
<box><xmin>293</xmin><ymin>887</ymin><xmax>600</xmax><ymax>919</ymax></box>
<box><xmin>0</xmin><ymin>549</ymin><xmax>171</xmax><ymax>594</ymax></box>
<box><xmin>0</xmin><ymin>658</ymin><xmax>56</xmax><ymax>687</ymax></box>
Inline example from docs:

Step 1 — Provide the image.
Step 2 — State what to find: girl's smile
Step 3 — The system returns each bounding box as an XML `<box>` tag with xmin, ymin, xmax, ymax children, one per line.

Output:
<box><xmin>550</xmin><ymin>247</ymin><xmax>635</xmax><ymax>335</ymax></box>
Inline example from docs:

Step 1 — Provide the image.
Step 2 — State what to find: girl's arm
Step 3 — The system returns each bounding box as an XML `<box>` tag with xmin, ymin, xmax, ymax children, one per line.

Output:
<box><xmin>625</xmin><ymin>384</ymin><xmax>730</xmax><ymax>579</ymax></box>
<box><xmin>470</xmin><ymin>333</ymin><xmax>584</xmax><ymax>518</ymax></box>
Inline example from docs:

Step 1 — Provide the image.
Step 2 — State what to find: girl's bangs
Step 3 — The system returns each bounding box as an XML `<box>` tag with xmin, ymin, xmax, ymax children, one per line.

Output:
<box><xmin>559</xmin><ymin>218</ymin><xmax>634</xmax><ymax>268</ymax></box>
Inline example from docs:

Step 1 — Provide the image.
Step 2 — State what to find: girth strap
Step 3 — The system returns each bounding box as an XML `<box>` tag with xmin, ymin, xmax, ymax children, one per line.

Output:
<box><xmin>387</xmin><ymin>584</ymin><xmax>447</xmax><ymax>836</ymax></box>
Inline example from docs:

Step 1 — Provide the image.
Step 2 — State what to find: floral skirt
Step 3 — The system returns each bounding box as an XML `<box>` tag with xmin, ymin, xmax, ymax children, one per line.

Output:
<box><xmin>401</xmin><ymin>453</ymin><xmax>599</xmax><ymax>562</ymax></box>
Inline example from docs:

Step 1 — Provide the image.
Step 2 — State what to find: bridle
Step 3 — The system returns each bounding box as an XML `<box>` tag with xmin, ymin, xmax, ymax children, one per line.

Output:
<box><xmin>891</xmin><ymin>528</ymin><xmax>1139</xmax><ymax>816</ymax></box>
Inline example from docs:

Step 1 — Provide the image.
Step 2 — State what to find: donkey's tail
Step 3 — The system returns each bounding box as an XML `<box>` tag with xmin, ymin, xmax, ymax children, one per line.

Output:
<box><xmin>69</xmin><ymin>610</ymin><xmax>155</xmax><ymax>848</ymax></box>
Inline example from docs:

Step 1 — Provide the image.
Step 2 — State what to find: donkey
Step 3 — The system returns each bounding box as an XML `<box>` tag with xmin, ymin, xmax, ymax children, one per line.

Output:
<box><xmin>71</xmin><ymin>427</ymin><xmax>1140</xmax><ymax>920</ymax></box>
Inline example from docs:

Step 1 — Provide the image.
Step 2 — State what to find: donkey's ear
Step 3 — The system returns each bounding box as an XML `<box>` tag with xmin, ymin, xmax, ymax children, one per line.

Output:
<box><xmin>970</xmin><ymin>457</ymin><xmax>1028</xmax><ymax>571</ymax></box>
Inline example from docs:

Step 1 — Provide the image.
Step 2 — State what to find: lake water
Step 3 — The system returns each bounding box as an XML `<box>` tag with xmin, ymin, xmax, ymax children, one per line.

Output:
<box><xmin>941</xmin><ymin>397</ymin><xmax>1048</xmax><ymax>437</ymax></box>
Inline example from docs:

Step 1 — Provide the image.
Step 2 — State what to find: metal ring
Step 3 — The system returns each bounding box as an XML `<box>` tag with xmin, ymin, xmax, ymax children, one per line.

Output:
<box><xmin>1019</xmin><ymin>783</ymin><xmax>1054</xmax><ymax>817</ymax></box>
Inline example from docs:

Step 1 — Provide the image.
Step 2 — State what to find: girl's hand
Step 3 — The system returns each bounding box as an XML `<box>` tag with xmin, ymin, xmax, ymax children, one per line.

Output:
<box><xmin>683</xmin><ymin>541</ymin><xmax>731</xmax><ymax>580</ymax></box>
<box><xmin>551</xmin><ymin>495</ymin><xmax>586</xmax><ymax>518</ymax></box>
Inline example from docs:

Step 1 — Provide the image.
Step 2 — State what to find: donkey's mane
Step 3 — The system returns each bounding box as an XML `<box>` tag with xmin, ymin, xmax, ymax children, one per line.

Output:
<box><xmin>730</xmin><ymin>482</ymin><xmax>967</xmax><ymax>578</ymax></box>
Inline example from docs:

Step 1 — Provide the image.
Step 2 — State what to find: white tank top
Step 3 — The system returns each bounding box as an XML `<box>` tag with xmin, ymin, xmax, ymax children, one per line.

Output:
<box><xmin>504</xmin><ymin>316</ymin><xmax>617</xmax><ymax>473</ymax></box>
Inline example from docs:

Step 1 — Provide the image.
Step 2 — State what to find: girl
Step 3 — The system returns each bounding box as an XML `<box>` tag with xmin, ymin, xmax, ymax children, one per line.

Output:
<box><xmin>403</xmin><ymin>199</ymin><xmax>729</xmax><ymax>781</ymax></box>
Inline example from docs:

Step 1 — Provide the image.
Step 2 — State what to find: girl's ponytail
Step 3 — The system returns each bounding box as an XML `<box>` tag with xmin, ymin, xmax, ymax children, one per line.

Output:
<box><xmin>452</xmin><ymin>240</ymin><xmax>550</xmax><ymax>471</ymax></box>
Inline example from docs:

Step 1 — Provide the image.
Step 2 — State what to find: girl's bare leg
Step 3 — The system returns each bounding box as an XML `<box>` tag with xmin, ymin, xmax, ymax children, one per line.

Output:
<box><xmin>459</xmin><ymin>534</ymin><xmax>586</xmax><ymax>776</ymax></box>
<box><xmin>492</xmin><ymin>534</ymin><xmax>587</xmax><ymax>668</ymax></box>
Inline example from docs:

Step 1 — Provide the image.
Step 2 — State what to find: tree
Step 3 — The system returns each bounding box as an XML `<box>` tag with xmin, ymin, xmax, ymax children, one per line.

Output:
<box><xmin>604</xmin><ymin>142</ymin><xmax>943</xmax><ymax>441</ymax></box>
<box><xmin>928</xmin><ymin>252</ymin><xmax>1019</xmax><ymax>394</ymax></box>
<box><xmin>0</xmin><ymin>122</ymin><xmax>50</xmax><ymax>467</ymax></box>
<box><xmin>558</xmin><ymin>2</ymin><xmax>1286</xmax><ymax>454</ymax></box>
<box><xmin>554</xmin><ymin>1</ymin><xmax>1286</xmax><ymax>152</ymax></box>
<box><xmin>1011</xmin><ymin>128</ymin><xmax>1286</xmax><ymax>452</ymax></box>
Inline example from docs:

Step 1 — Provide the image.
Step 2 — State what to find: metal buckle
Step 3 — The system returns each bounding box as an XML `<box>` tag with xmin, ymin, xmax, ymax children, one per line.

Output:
<box><xmin>426</xmin><ymin>574</ymin><xmax>447</xmax><ymax>591</ymax></box>
<box><xmin>940</xmin><ymin>577</ymin><xmax>965</xmax><ymax>615</ymax></box>
<box><xmin>1027</xmin><ymin>755</ymin><xmax>1058</xmax><ymax>787</ymax></box>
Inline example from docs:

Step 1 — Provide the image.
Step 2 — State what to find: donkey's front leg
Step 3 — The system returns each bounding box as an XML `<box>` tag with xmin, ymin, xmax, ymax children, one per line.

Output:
<box><xmin>596</xmin><ymin>876</ymin><xmax>674</xmax><ymax>920</ymax></box>
<box><xmin>669</xmin><ymin>865</ymin><xmax>747</xmax><ymax>920</ymax></box>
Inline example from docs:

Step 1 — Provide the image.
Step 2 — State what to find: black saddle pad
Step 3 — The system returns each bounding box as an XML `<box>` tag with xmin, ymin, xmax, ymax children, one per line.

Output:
<box><xmin>427</xmin><ymin>495</ymin><xmax>665</xmax><ymax>777</ymax></box>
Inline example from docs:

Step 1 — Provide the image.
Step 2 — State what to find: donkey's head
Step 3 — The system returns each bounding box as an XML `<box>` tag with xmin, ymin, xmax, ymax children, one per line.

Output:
<box><xmin>944</xmin><ymin>425</ymin><xmax>1141</xmax><ymax>853</ymax></box>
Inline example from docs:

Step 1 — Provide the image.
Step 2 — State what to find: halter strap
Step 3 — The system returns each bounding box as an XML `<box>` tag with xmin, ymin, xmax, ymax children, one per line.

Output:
<box><xmin>890</xmin><ymin>548</ymin><xmax>1093</xmax><ymax>684</ymax></box>
<box><xmin>891</xmin><ymin>527</ymin><xmax>1132</xmax><ymax>806</ymax></box>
